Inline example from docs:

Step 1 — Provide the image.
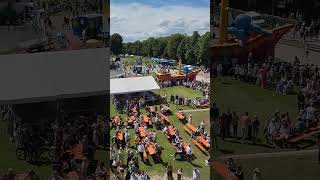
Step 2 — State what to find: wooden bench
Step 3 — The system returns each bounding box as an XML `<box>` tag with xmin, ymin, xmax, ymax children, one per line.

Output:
<box><xmin>191</xmin><ymin>139</ymin><xmax>207</xmax><ymax>155</ymax></box>
<box><xmin>175</xmin><ymin>112</ymin><xmax>185</xmax><ymax>122</ymax></box>
<box><xmin>212</xmin><ymin>161</ymin><xmax>239</xmax><ymax>180</ymax></box>
<box><xmin>184</xmin><ymin>126</ymin><xmax>192</xmax><ymax>135</ymax></box>
<box><xmin>197</xmin><ymin>136</ymin><xmax>210</xmax><ymax>148</ymax></box>
<box><xmin>288</xmin><ymin>129</ymin><xmax>320</xmax><ymax>143</ymax></box>
<box><xmin>15</xmin><ymin>173</ymin><xmax>27</xmax><ymax>180</ymax></box>
<box><xmin>200</xmin><ymin>103</ymin><xmax>209</xmax><ymax>108</ymax></box>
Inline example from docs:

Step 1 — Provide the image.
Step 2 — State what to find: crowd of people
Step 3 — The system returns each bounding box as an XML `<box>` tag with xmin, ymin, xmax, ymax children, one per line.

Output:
<box><xmin>226</xmin><ymin>158</ymin><xmax>263</xmax><ymax>180</ymax></box>
<box><xmin>291</xmin><ymin>20</ymin><xmax>320</xmax><ymax>42</ymax></box>
<box><xmin>110</xmin><ymin>96</ymin><xmax>208</xmax><ymax>179</ymax></box>
<box><xmin>213</xmin><ymin>50</ymin><xmax>320</xmax><ymax>148</ymax></box>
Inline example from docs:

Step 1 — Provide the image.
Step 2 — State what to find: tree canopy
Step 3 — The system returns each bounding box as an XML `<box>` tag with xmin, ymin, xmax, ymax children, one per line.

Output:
<box><xmin>111</xmin><ymin>31</ymin><xmax>210</xmax><ymax>66</ymax></box>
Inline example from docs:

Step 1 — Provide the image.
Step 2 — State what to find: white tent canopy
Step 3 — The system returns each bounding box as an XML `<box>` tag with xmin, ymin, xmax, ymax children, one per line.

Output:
<box><xmin>0</xmin><ymin>48</ymin><xmax>109</xmax><ymax>105</ymax></box>
<box><xmin>110</xmin><ymin>76</ymin><xmax>160</xmax><ymax>95</ymax></box>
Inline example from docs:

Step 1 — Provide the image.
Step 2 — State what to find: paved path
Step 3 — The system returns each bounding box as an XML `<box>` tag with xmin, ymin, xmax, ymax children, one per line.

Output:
<box><xmin>220</xmin><ymin>149</ymin><xmax>318</xmax><ymax>160</ymax></box>
<box><xmin>180</xmin><ymin>109</ymin><xmax>210</xmax><ymax>112</ymax></box>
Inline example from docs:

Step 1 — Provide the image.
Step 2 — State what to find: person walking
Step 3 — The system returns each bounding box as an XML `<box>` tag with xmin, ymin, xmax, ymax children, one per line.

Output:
<box><xmin>252</xmin><ymin>168</ymin><xmax>262</xmax><ymax>180</ymax></box>
<box><xmin>240</xmin><ymin>112</ymin><xmax>250</xmax><ymax>144</ymax></box>
<box><xmin>252</xmin><ymin>115</ymin><xmax>260</xmax><ymax>145</ymax></box>
<box><xmin>166</xmin><ymin>163</ymin><xmax>174</xmax><ymax>180</ymax></box>
<box><xmin>192</xmin><ymin>168</ymin><xmax>200</xmax><ymax>180</ymax></box>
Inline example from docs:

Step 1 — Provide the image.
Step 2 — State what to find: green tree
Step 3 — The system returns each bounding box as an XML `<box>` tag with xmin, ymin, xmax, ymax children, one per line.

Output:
<box><xmin>195</xmin><ymin>32</ymin><xmax>210</xmax><ymax>66</ymax></box>
<box><xmin>177</xmin><ymin>37</ymin><xmax>188</xmax><ymax>63</ymax></box>
<box><xmin>110</xmin><ymin>33</ymin><xmax>123</xmax><ymax>55</ymax></box>
<box><xmin>165</xmin><ymin>34</ymin><xmax>185</xmax><ymax>59</ymax></box>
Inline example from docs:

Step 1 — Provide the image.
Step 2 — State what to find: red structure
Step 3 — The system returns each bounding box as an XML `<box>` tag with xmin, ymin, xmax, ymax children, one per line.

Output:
<box><xmin>210</xmin><ymin>24</ymin><xmax>294</xmax><ymax>64</ymax></box>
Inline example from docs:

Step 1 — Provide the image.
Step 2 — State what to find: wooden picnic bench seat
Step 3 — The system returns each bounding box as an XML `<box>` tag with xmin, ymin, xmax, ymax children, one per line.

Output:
<box><xmin>212</xmin><ymin>161</ymin><xmax>239</xmax><ymax>180</ymax></box>
<box><xmin>15</xmin><ymin>173</ymin><xmax>28</xmax><ymax>180</ymax></box>
<box><xmin>288</xmin><ymin>129</ymin><xmax>320</xmax><ymax>143</ymax></box>
<box><xmin>64</xmin><ymin>171</ymin><xmax>80</xmax><ymax>180</ymax></box>
<box><xmin>184</xmin><ymin>126</ymin><xmax>192</xmax><ymax>135</ymax></box>
<box><xmin>197</xmin><ymin>136</ymin><xmax>210</xmax><ymax>148</ymax></box>
<box><xmin>200</xmin><ymin>103</ymin><xmax>209</xmax><ymax>108</ymax></box>
<box><xmin>186</xmin><ymin>123</ymin><xmax>197</xmax><ymax>132</ymax></box>
<box><xmin>175</xmin><ymin>112</ymin><xmax>185</xmax><ymax>122</ymax></box>
<box><xmin>191</xmin><ymin>139</ymin><xmax>207</xmax><ymax>155</ymax></box>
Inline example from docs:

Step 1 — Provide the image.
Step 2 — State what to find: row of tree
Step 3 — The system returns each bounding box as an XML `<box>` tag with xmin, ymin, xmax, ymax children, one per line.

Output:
<box><xmin>111</xmin><ymin>31</ymin><xmax>210</xmax><ymax>66</ymax></box>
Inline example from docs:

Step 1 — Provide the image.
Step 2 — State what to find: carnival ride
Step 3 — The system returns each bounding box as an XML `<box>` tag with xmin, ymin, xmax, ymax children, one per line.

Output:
<box><xmin>156</xmin><ymin>59</ymin><xmax>200</xmax><ymax>81</ymax></box>
<box><xmin>210</xmin><ymin>0</ymin><xmax>297</xmax><ymax>64</ymax></box>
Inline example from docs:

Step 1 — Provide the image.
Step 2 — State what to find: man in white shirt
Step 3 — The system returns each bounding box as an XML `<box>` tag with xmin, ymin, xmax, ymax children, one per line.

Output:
<box><xmin>192</xmin><ymin>168</ymin><xmax>200</xmax><ymax>180</ymax></box>
<box><xmin>137</xmin><ymin>142</ymin><xmax>145</xmax><ymax>160</ymax></box>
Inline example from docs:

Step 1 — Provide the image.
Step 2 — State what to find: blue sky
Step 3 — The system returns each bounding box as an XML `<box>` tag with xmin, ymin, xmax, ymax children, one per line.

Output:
<box><xmin>111</xmin><ymin>0</ymin><xmax>210</xmax><ymax>42</ymax></box>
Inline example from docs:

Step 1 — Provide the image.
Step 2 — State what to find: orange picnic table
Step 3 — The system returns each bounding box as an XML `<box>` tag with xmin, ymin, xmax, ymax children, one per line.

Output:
<box><xmin>186</xmin><ymin>123</ymin><xmax>197</xmax><ymax>132</ymax></box>
<box><xmin>117</xmin><ymin>131</ymin><xmax>123</xmax><ymax>141</ymax></box>
<box><xmin>197</xmin><ymin>136</ymin><xmax>210</xmax><ymax>148</ymax></box>
<box><xmin>168</xmin><ymin>126</ymin><xmax>175</xmax><ymax>136</ymax></box>
<box><xmin>138</xmin><ymin>127</ymin><xmax>147</xmax><ymax>137</ymax></box>
<box><xmin>175</xmin><ymin>112</ymin><xmax>185</xmax><ymax>120</ymax></box>
<box><xmin>147</xmin><ymin>144</ymin><xmax>156</xmax><ymax>155</ymax></box>
<box><xmin>15</xmin><ymin>173</ymin><xmax>27</xmax><ymax>180</ymax></box>
<box><xmin>288</xmin><ymin>128</ymin><xmax>320</xmax><ymax>143</ymax></box>
<box><xmin>212</xmin><ymin>161</ymin><xmax>238</xmax><ymax>180</ymax></box>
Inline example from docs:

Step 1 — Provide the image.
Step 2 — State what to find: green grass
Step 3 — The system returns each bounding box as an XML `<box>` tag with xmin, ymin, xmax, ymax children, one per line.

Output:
<box><xmin>110</xmin><ymin>87</ymin><xmax>210</xmax><ymax>179</ymax></box>
<box><xmin>212</xmin><ymin>77</ymin><xmax>320</xmax><ymax>180</ymax></box>
<box><xmin>212</xmin><ymin>153</ymin><xmax>320</xmax><ymax>180</ymax></box>
<box><xmin>0</xmin><ymin>113</ymin><xmax>51</xmax><ymax>178</ymax></box>
<box><xmin>113</xmin><ymin>56</ymin><xmax>157</xmax><ymax>66</ymax></box>
<box><xmin>213</xmin><ymin>78</ymin><xmax>300</xmax><ymax>155</ymax></box>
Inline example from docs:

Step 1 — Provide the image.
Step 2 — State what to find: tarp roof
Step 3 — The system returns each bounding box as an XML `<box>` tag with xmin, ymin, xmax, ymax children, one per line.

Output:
<box><xmin>110</xmin><ymin>76</ymin><xmax>160</xmax><ymax>95</ymax></box>
<box><xmin>0</xmin><ymin>48</ymin><xmax>109</xmax><ymax>105</ymax></box>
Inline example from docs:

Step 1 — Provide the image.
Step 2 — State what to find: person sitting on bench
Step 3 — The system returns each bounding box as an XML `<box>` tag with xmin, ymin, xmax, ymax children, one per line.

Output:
<box><xmin>171</xmin><ymin>143</ymin><xmax>185</xmax><ymax>160</ymax></box>
<box><xmin>279</xmin><ymin>122</ymin><xmax>290</xmax><ymax>148</ymax></box>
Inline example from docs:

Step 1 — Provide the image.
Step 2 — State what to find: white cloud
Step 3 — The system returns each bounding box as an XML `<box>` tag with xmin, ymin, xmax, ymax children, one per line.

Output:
<box><xmin>111</xmin><ymin>3</ymin><xmax>209</xmax><ymax>42</ymax></box>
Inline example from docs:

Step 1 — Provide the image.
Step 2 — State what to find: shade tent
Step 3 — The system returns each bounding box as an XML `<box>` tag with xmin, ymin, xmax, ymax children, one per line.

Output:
<box><xmin>0</xmin><ymin>48</ymin><xmax>109</xmax><ymax>105</ymax></box>
<box><xmin>110</xmin><ymin>76</ymin><xmax>160</xmax><ymax>95</ymax></box>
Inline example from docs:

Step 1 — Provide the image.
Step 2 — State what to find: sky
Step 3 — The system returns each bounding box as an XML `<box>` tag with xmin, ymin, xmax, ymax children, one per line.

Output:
<box><xmin>111</xmin><ymin>0</ymin><xmax>210</xmax><ymax>42</ymax></box>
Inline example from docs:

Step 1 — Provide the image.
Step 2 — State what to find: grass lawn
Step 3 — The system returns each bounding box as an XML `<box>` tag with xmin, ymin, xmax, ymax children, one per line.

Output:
<box><xmin>0</xmin><ymin>114</ymin><xmax>51</xmax><ymax>178</ymax></box>
<box><xmin>113</xmin><ymin>56</ymin><xmax>157</xmax><ymax>66</ymax></box>
<box><xmin>110</xmin><ymin>87</ymin><xmax>210</xmax><ymax>179</ymax></box>
<box><xmin>212</xmin><ymin>77</ymin><xmax>320</xmax><ymax>179</ymax></box>
<box><xmin>212</xmin><ymin>153</ymin><xmax>320</xmax><ymax>180</ymax></box>
<box><xmin>213</xmin><ymin>77</ymin><xmax>301</xmax><ymax>155</ymax></box>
